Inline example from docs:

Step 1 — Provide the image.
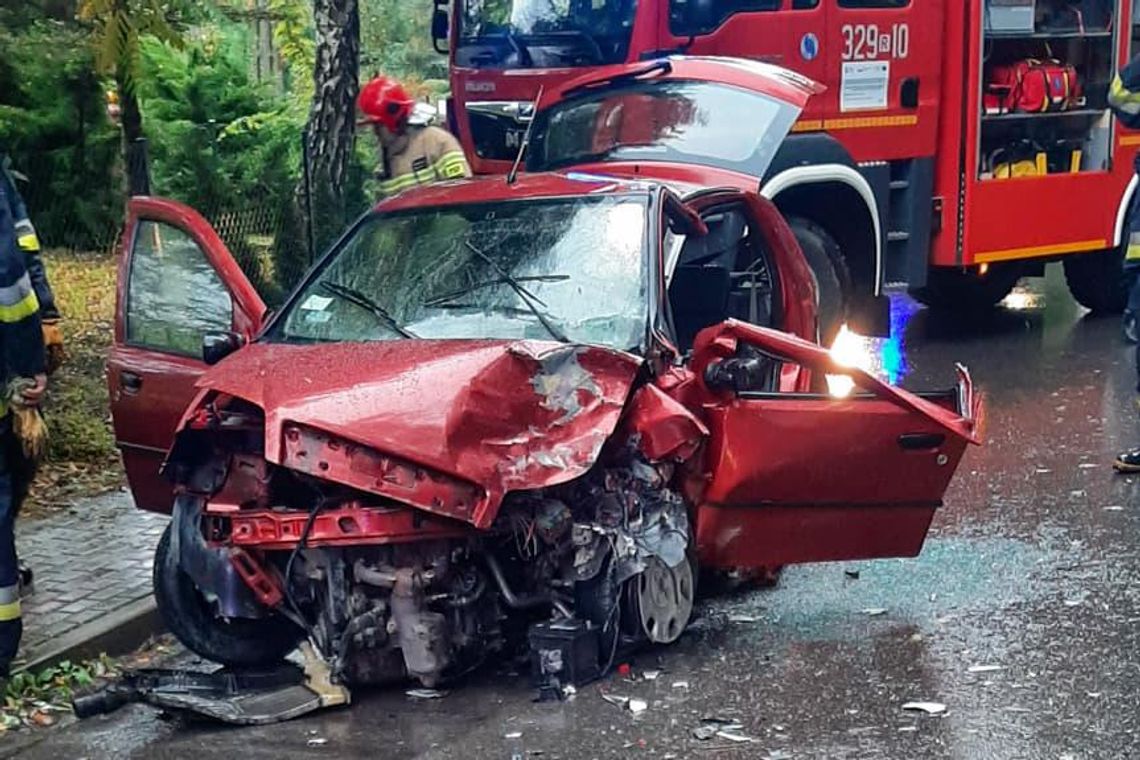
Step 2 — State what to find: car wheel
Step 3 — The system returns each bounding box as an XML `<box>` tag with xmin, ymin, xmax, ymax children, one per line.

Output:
<box><xmin>910</xmin><ymin>264</ymin><xmax>1021</xmax><ymax>312</ymax></box>
<box><xmin>1063</xmin><ymin>248</ymin><xmax>1128</xmax><ymax>314</ymax></box>
<box><xmin>153</xmin><ymin>524</ymin><xmax>301</xmax><ymax>667</ymax></box>
<box><xmin>788</xmin><ymin>217</ymin><xmax>850</xmax><ymax>346</ymax></box>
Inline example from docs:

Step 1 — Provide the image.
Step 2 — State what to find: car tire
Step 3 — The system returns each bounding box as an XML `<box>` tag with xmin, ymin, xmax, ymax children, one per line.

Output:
<box><xmin>153</xmin><ymin>524</ymin><xmax>301</xmax><ymax>667</ymax></box>
<box><xmin>1063</xmin><ymin>248</ymin><xmax>1128</xmax><ymax>313</ymax></box>
<box><xmin>910</xmin><ymin>264</ymin><xmax>1021</xmax><ymax>312</ymax></box>
<box><xmin>788</xmin><ymin>217</ymin><xmax>850</xmax><ymax>346</ymax></box>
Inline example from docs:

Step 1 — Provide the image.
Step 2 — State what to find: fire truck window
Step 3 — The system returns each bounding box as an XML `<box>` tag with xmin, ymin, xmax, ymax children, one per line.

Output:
<box><xmin>670</xmin><ymin>0</ymin><xmax>780</xmax><ymax>37</ymax></box>
<box><xmin>837</xmin><ymin>0</ymin><xmax>910</xmax><ymax>7</ymax></box>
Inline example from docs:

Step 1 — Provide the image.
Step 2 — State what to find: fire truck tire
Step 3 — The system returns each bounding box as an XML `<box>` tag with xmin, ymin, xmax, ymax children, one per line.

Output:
<box><xmin>153</xmin><ymin>524</ymin><xmax>301</xmax><ymax>667</ymax></box>
<box><xmin>788</xmin><ymin>217</ymin><xmax>850</xmax><ymax>345</ymax></box>
<box><xmin>910</xmin><ymin>265</ymin><xmax>1021</xmax><ymax>312</ymax></box>
<box><xmin>1062</xmin><ymin>248</ymin><xmax>1128</xmax><ymax>314</ymax></box>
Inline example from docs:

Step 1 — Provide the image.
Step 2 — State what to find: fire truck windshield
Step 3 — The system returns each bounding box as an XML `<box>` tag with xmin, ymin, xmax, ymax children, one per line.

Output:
<box><xmin>456</xmin><ymin>0</ymin><xmax>637</xmax><ymax>68</ymax></box>
<box><xmin>528</xmin><ymin>80</ymin><xmax>801</xmax><ymax>180</ymax></box>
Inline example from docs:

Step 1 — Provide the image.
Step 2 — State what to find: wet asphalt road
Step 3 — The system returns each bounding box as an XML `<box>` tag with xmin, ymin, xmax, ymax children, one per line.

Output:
<box><xmin>11</xmin><ymin>266</ymin><xmax>1140</xmax><ymax>759</ymax></box>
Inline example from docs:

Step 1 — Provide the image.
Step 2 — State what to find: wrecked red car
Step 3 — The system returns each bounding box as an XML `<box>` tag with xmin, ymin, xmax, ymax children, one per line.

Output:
<box><xmin>107</xmin><ymin>61</ymin><xmax>979</xmax><ymax>693</ymax></box>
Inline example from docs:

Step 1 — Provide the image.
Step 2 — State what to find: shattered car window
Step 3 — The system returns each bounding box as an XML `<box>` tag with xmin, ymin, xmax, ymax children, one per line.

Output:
<box><xmin>126</xmin><ymin>220</ymin><xmax>233</xmax><ymax>355</ymax></box>
<box><xmin>276</xmin><ymin>195</ymin><xmax>650</xmax><ymax>350</ymax></box>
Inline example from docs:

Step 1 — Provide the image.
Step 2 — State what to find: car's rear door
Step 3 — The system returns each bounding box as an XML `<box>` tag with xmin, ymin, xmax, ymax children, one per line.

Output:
<box><xmin>691</xmin><ymin>319</ymin><xmax>979</xmax><ymax>569</ymax></box>
<box><xmin>108</xmin><ymin>197</ymin><xmax>266</xmax><ymax>513</ymax></box>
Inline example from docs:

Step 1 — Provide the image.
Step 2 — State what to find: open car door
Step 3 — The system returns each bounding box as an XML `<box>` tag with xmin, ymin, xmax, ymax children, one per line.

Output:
<box><xmin>690</xmin><ymin>320</ymin><xmax>980</xmax><ymax>569</ymax></box>
<box><xmin>108</xmin><ymin>197</ymin><xmax>266</xmax><ymax>513</ymax></box>
<box><xmin>526</xmin><ymin>56</ymin><xmax>821</xmax><ymax>191</ymax></box>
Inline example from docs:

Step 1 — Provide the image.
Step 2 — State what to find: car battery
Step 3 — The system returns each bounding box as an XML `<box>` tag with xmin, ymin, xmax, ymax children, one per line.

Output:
<box><xmin>528</xmin><ymin>619</ymin><xmax>602</xmax><ymax>697</ymax></box>
<box><xmin>986</xmin><ymin>0</ymin><xmax>1035</xmax><ymax>33</ymax></box>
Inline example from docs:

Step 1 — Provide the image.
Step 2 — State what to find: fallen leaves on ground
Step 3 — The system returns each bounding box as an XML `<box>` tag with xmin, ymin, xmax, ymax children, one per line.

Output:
<box><xmin>1</xmin><ymin>656</ymin><xmax>118</xmax><ymax>733</ymax></box>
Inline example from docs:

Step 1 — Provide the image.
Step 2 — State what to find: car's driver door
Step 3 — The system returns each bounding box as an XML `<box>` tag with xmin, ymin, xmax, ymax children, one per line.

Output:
<box><xmin>108</xmin><ymin>197</ymin><xmax>266</xmax><ymax>513</ymax></box>
<box><xmin>690</xmin><ymin>320</ymin><xmax>978</xmax><ymax>569</ymax></box>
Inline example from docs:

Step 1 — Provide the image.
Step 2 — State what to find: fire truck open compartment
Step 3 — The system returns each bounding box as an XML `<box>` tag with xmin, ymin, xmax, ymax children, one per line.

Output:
<box><xmin>977</xmin><ymin>0</ymin><xmax>1119</xmax><ymax>180</ymax></box>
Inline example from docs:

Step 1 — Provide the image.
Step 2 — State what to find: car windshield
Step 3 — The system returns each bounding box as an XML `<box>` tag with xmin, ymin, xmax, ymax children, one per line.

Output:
<box><xmin>529</xmin><ymin>80</ymin><xmax>801</xmax><ymax>179</ymax></box>
<box><xmin>273</xmin><ymin>195</ymin><xmax>650</xmax><ymax>350</ymax></box>
<box><xmin>456</xmin><ymin>0</ymin><xmax>637</xmax><ymax>68</ymax></box>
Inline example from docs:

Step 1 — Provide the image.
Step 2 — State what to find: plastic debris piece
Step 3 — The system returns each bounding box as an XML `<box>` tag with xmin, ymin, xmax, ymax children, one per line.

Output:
<box><xmin>617</xmin><ymin>663</ymin><xmax>632</xmax><ymax>677</ymax></box>
<box><xmin>728</xmin><ymin>614</ymin><xmax>761</xmax><ymax>623</ymax></box>
<box><xmin>505</xmin><ymin>731</ymin><xmax>523</xmax><ymax>739</ymax></box>
<box><xmin>967</xmin><ymin>665</ymin><xmax>1004</xmax><ymax>673</ymax></box>
<box><xmin>672</xmin><ymin>681</ymin><xmax>690</xmax><ymax>689</ymax></box>
<box><xmin>602</xmin><ymin>694</ymin><xmax>631</xmax><ymax>709</ymax></box>
<box><xmin>845</xmin><ymin>569</ymin><xmax>860</xmax><ymax>579</ymax></box>
<box><xmin>861</xmin><ymin>608</ymin><xmax>888</xmax><ymax>616</ymax></box>
<box><xmin>406</xmin><ymin>688</ymin><xmax>445</xmax><ymax>699</ymax></box>
<box><xmin>902</xmin><ymin>702</ymin><xmax>946</xmax><ymax>715</ymax></box>
<box><xmin>715</xmin><ymin>729</ymin><xmax>754</xmax><ymax>743</ymax></box>
<box><xmin>1104</xmin><ymin>506</ymin><xmax>1125</xmax><ymax>512</ymax></box>
<box><xmin>1034</xmin><ymin>468</ymin><xmax>1052</xmax><ymax>474</ymax></box>
<box><xmin>898</xmin><ymin>726</ymin><xmax>918</xmax><ymax>733</ymax></box>
<box><xmin>692</xmin><ymin>725</ymin><xmax>719</xmax><ymax>741</ymax></box>
<box><xmin>628</xmin><ymin>698</ymin><xmax>648</xmax><ymax>714</ymax></box>
<box><xmin>562</xmin><ymin>684</ymin><xmax>577</xmax><ymax>698</ymax></box>
<box><xmin>307</xmin><ymin>738</ymin><xmax>328</xmax><ymax>746</ymax></box>
<box><xmin>643</xmin><ymin>670</ymin><xmax>660</xmax><ymax>681</ymax></box>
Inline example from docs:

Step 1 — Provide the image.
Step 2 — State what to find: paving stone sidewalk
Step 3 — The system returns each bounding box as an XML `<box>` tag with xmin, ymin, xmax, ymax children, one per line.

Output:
<box><xmin>16</xmin><ymin>492</ymin><xmax>168</xmax><ymax>665</ymax></box>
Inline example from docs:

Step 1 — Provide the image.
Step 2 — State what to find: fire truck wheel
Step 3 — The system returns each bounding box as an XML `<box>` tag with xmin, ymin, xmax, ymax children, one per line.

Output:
<box><xmin>153</xmin><ymin>524</ymin><xmax>301</xmax><ymax>667</ymax></box>
<box><xmin>910</xmin><ymin>265</ymin><xmax>1021</xmax><ymax>312</ymax></box>
<box><xmin>1063</xmin><ymin>248</ymin><xmax>1128</xmax><ymax>314</ymax></box>
<box><xmin>788</xmin><ymin>217</ymin><xmax>850</xmax><ymax>345</ymax></box>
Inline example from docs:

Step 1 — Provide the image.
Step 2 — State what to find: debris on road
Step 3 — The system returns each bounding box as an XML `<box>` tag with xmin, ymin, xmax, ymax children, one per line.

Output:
<box><xmin>693</xmin><ymin>716</ymin><xmax>752</xmax><ymax>742</ymax></box>
<box><xmin>1103</xmin><ymin>506</ymin><xmax>1125</xmax><ymax>512</ymax></box>
<box><xmin>629</xmin><ymin>698</ymin><xmax>648</xmax><ymax>714</ymax></box>
<box><xmin>901</xmin><ymin>701</ymin><xmax>947</xmax><ymax>715</ymax></box>
<box><xmin>967</xmin><ymin>665</ymin><xmax>1004</xmax><ymax>673</ymax></box>
<box><xmin>845</xmin><ymin>569</ymin><xmax>861</xmax><ymax>579</ymax></box>
<box><xmin>643</xmin><ymin>670</ymin><xmax>661</xmax><ymax>681</ymax></box>
<box><xmin>306</xmin><ymin>738</ymin><xmax>328</xmax><ymax>746</ymax></box>
<box><xmin>861</xmin><ymin>608</ymin><xmax>888</xmax><ymax>616</ymax></box>
<box><xmin>672</xmin><ymin>681</ymin><xmax>690</xmax><ymax>689</ymax></box>
<box><xmin>601</xmin><ymin>694</ymin><xmax>631</xmax><ymax>709</ymax></box>
<box><xmin>728</xmin><ymin>614</ymin><xmax>761</xmax><ymax>623</ymax></box>
<box><xmin>406</xmin><ymin>688</ymin><xmax>446</xmax><ymax>700</ymax></box>
<box><xmin>505</xmin><ymin>731</ymin><xmax>523</xmax><ymax>739</ymax></box>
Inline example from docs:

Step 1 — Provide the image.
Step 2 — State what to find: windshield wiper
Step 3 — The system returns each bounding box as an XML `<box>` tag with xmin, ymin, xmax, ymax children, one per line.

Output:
<box><xmin>424</xmin><ymin>275</ymin><xmax>569</xmax><ymax>308</ymax></box>
<box><xmin>463</xmin><ymin>241</ymin><xmax>569</xmax><ymax>343</ymax></box>
<box><xmin>318</xmin><ymin>281</ymin><xmax>418</xmax><ymax>339</ymax></box>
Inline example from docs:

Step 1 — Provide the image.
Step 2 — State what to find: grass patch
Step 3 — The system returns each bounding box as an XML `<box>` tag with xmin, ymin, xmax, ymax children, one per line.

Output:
<box><xmin>24</xmin><ymin>250</ymin><xmax>123</xmax><ymax>514</ymax></box>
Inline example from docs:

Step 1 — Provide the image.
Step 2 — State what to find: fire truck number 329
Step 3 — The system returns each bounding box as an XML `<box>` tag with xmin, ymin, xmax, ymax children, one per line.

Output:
<box><xmin>842</xmin><ymin>24</ymin><xmax>910</xmax><ymax>61</ymax></box>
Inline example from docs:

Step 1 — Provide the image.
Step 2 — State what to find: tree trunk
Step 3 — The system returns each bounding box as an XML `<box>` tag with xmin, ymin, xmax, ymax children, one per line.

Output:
<box><xmin>302</xmin><ymin>0</ymin><xmax>360</xmax><ymax>255</ymax></box>
<box><xmin>117</xmin><ymin>68</ymin><xmax>149</xmax><ymax>196</ymax></box>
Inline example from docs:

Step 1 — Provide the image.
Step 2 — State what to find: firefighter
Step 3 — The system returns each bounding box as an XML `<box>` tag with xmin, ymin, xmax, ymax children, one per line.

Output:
<box><xmin>358</xmin><ymin>75</ymin><xmax>471</xmax><ymax>199</ymax></box>
<box><xmin>0</xmin><ymin>156</ymin><xmax>62</xmax><ymax>374</ymax></box>
<box><xmin>0</xmin><ymin>157</ymin><xmax>47</xmax><ymax>678</ymax></box>
<box><xmin>1109</xmin><ymin>56</ymin><xmax>1140</xmax><ymax>472</ymax></box>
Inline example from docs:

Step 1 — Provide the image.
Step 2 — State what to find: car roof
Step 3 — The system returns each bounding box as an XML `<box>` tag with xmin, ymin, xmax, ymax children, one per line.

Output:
<box><xmin>372</xmin><ymin>171</ymin><xmax>663</xmax><ymax>213</ymax></box>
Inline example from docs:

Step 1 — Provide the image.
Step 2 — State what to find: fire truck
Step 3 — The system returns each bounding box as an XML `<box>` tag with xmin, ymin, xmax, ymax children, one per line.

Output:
<box><xmin>433</xmin><ymin>0</ymin><xmax>1140</xmax><ymax>333</ymax></box>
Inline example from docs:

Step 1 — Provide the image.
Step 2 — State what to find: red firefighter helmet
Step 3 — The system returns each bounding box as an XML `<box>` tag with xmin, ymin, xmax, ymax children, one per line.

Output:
<box><xmin>358</xmin><ymin>75</ymin><xmax>415</xmax><ymax>132</ymax></box>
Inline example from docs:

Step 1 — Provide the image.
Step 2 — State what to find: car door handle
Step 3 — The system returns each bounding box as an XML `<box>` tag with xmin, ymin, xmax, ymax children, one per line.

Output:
<box><xmin>898</xmin><ymin>433</ymin><xmax>944</xmax><ymax>451</ymax></box>
<box><xmin>120</xmin><ymin>371</ymin><xmax>143</xmax><ymax>394</ymax></box>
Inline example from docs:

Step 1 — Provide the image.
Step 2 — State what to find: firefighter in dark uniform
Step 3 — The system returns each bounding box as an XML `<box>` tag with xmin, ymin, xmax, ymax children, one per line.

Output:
<box><xmin>1109</xmin><ymin>56</ymin><xmax>1140</xmax><ymax>471</ymax></box>
<box><xmin>0</xmin><ymin>155</ymin><xmax>63</xmax><ymax>374</ymax></box>
<box><xmin>357</xmin><ymin>75</ymin><xmax>471</xmax><ymax>199</ymax></box>
<box><xmin>0</xmin><ymin>157</ymin><xmax>47</xmax><ymax>677</ymax></box>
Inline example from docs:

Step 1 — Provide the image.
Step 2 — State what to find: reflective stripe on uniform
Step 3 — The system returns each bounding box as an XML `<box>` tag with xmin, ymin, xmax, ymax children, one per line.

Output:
<box><xmin>433</xmin><ymin>151</ymin><xmax>468</xmax><ymax>179</ymax></box>
<box><xmin>17</xmin><ymin>233</ymin><xmax>40</xmax><ymax>252</ymax></box>
<box><xmin>376</xmin><ymin>171</ymin><xmax>424</xmax><ymax>197</ymax></box>
<box><xmin>0</xmin><ymin>585</ymin><xmax>19</xmax><ymax>622</ymax></box>
<box><xmin>1110</xmin><ymin>75</ymin><xmax>1140</xmax><ymax>114</ymax></box>
<box><xmin>0</xmin><ymin>272</ymin><xmax>39</xmax><ymax>323</ymax></box>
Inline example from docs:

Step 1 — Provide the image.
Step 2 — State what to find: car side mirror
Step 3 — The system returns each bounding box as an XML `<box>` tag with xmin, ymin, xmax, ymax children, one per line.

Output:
<box><xmin>432</xmin><ymin>1</ymin><xmax>449</xmax><ymax>53</ymax></box>
<box><xmin>202</xmin><ymin>331</ymin><xmax>246</xmax><ymax>366</ymax></box>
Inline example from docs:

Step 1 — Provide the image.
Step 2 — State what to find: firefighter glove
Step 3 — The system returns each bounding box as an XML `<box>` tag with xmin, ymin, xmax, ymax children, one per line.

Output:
<box><xmin>41</xmin><ymin>319</ymin><xmax>63</xmax><ymax>375</ymax></box>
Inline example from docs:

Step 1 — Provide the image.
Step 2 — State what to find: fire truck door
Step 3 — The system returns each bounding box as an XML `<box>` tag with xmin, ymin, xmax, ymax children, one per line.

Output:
<box><xmin>824</xmin><ymin>0</ymin><xmax>944</xmax><ymax>158</ymax></box>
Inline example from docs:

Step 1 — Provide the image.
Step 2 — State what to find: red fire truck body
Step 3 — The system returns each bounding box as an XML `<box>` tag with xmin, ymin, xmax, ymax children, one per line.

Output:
<box><xmin>439</xmin><ymin>0</ymin><xmax>1140</xmax><ymax>318</ymax></box>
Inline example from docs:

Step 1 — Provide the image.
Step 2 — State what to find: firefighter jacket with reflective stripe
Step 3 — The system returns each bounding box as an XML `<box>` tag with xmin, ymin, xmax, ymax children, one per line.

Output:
<box><xmin>375</xmin><ymin>126</ymin><xmax>471</xmax><ymax>198</ymax></box>
<box><xmin>0</xmin><ymin>163</ymin><xmax>58</xmax><ymax>320</ymax></box>
<box><xmin>0</xmin><ymin>170</ymin><xmax>45</xmax><ymax>413</ymax></box>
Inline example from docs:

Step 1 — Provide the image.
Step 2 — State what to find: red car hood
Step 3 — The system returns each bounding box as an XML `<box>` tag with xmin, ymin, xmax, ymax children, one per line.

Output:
<box><xmin>187</xmin><ymin>340</ymin><xmax>643</xmax><ymax>526</ymax></box>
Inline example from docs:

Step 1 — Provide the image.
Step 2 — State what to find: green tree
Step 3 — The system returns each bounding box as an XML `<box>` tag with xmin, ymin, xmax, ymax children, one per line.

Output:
<box><xmin>77</xmin><ymin>0</ymin><xmax>187</xmax><ymax>193</ymax></box>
